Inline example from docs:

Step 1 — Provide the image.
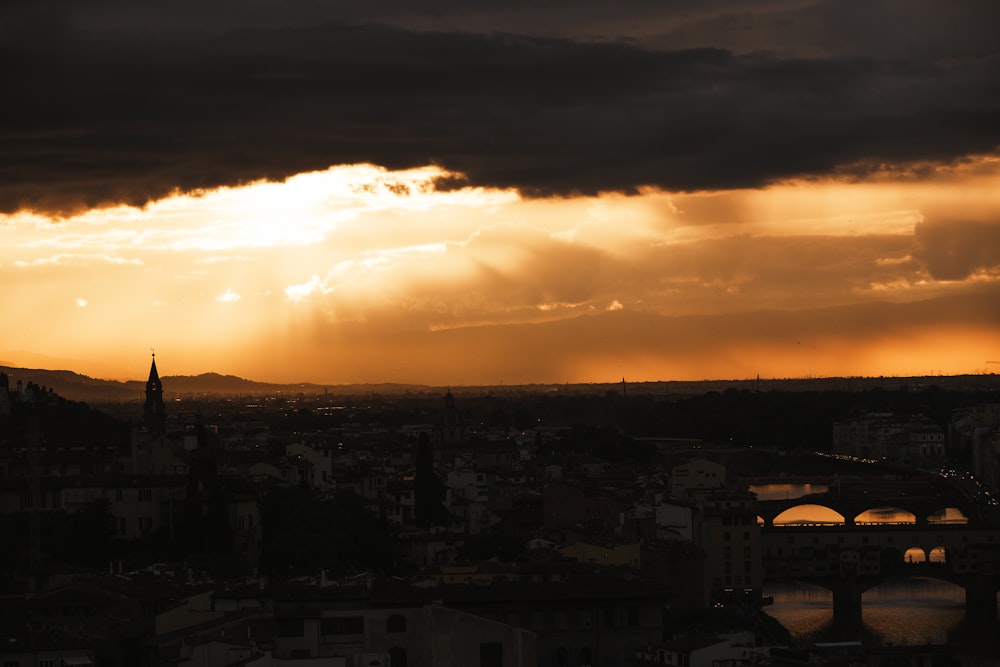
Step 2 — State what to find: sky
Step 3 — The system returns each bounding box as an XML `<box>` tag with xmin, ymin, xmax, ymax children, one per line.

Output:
<box><xmin>2</xmin><ymin>0</ymin><xmax>999</xmax><ymax>385</ymax></box>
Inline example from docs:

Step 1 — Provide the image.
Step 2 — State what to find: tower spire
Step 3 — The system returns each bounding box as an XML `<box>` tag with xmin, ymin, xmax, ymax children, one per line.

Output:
<box><xmin>144</xmin><ymin>352</ymin><xmax>166</xmax><ymax>433</ymax></box>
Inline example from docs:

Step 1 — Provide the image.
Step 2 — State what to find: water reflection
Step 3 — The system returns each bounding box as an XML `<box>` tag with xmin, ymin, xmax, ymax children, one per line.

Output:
<box><xmin>763</xmin><ymin>582</ymin><xmax>834</xmax><ymax>641</ymax></box>
<box><xmin>764</xmin><ymin>578</ymin><xmax>968</xmax><ymax>646</ymax></box>
<box><xmin>863</xmin><ymin>579</ymin><xmax>965</xmax><ymax>645</ymax></box>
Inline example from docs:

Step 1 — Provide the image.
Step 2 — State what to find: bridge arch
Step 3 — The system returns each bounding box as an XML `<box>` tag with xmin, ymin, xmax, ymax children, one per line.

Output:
<box><xmin>878</xmin><ymin>545</ymin><xmax>950</xmax><ymax>573</ymax></box>
<box><xmin>772</xmin><ymin>503</ymin><xmax>845</xmax><ymax>527</ymax></box>
<box><xmin>854</xmin><ymin>506</ymin><xmax>916</xmax><ymax>525</ymax></box>
<box><xmin>928</xmin><ymin>546</ymin><xmax>947</xmax><ymax>563</ymax></box>
<box><xmin>927</xmin><ymin>507</ymin><xmax>969</xmax><ymax>525</ymax></box>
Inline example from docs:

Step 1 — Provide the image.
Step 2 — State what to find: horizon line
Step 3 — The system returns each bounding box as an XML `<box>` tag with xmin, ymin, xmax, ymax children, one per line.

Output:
<box><xmin>1</xmin><ymin>361</ymin><xmax>996</xmax><ymax>390</ymax></box>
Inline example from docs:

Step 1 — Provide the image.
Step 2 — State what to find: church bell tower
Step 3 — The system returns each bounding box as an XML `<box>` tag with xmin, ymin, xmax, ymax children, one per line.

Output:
<box><xmin>144</xmin><ymin>353</ymin><xmax>166</xmax><ymax>433</ymax></box>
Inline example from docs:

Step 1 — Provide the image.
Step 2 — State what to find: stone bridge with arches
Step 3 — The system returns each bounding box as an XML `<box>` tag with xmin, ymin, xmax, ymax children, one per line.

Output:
<box><xmin>756</xmin><ymin>478</ymin><xmax>1000</xmax><ymax>641</ymax></box>
<box><xmin>755</xmin><ymin>476</ymin><xmax>984</xmax><ymax>528</ymax></box>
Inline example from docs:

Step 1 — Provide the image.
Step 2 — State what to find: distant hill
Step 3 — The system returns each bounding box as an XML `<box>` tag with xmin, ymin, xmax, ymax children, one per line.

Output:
<box><xmin>0</xmin><ymin>366</ymin><xmax>318</xmax><ymax>403</ymax></box>
<box><xmin>0</xmin><ymin>366</ymin><xmax>136</xmax><ymax>403</ymax></box>
<box><xmin>148</xmin><ymin>372</ymin><xmax>302</xmax><ymax>397</ymax></box>
<box><xmin>2</xmin><ymin>364</ymin><xmax>998</xmax><ymax>406</ymax></box>
<box><xmin>0</xmin><ymin>365</ymin><xmax>435</xmax><ymax>404</ymax></box>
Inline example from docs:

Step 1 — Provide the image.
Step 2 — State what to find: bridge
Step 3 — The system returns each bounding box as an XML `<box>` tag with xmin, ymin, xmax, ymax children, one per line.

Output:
<box><xmin>756</xmin><ymin>476</ymin><xmax>986</xmax><ymax>527</ymax></box>
<box><xmin>757</xmin><ymin>481</ymin><xmax>1000</xmax><ymax>641</ymax></box>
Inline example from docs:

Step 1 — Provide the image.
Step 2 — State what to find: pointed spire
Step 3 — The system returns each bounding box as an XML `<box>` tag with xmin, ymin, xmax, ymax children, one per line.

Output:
<box><xmin>144</xmin><ymin>352</ymin><xmax>166</xmax><ymax>433</ymax></box>
<box><xmin>148</xmin><ymin>352</ymin><xmax>161</xmax><ymax>389</ymax></box>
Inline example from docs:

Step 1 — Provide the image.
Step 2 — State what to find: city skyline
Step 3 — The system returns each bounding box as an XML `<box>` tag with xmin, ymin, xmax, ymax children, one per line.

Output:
<box><xmin>3</xmin><ymin>1</ymin><xmax>999</xmax><ymax>385</ymax></box>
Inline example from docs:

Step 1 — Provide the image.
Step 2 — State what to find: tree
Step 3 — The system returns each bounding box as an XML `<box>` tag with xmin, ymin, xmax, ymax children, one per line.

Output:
<box><xmin>414</xmin><ymin>432</ymin><xmax>447</xmax><ymax>528</ymax></box>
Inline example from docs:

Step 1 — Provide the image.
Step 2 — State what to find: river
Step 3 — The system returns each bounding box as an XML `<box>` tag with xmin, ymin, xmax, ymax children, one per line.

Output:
<box><xmin>763</xmin><ymin>578</ymin><xmax>967</xmax><ymax>645</ymax></box>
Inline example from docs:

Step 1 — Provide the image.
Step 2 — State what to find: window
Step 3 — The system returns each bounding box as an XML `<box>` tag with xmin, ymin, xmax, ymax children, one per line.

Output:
<box><xmin>480</xmin><ymin>642</ymin><xmax>503</xmax><ymax>667</ymax></box>
<box><xmin>139</xmin><ymin>488</ymin><xmax>152</xmax><ymax>501</ymax></box>
<box><xmin>321</xmin><ymin>616</ymin><xmax>364</xmax><ymax>635</ymax></box>
<box><xmin>387</xmin><ymin>614</ymin><xmax>406</xmax><ymax>633</ymax></box>
<box><xmin>580</xmin><ymin>647</ymin><xmax>593</xmax><ymax>667</ymax></box>
<box><xmin>555</xmin><ymin>647</ymin><xmax>568</xmax><ymax>667</ymax></box>
<box><xmin>627</xmin><ymin>606</ymin><xmax>639</xmax><ymax>627</ymax></box>
<box><xmin>603</xmin><ymin>607</ymin><xmax>616</xmax><ymax>627</ymax></box>
<box><xmin>389</xmin><ymin>647</ymin><xmax>408</xmax><ymax>667</ymax></box>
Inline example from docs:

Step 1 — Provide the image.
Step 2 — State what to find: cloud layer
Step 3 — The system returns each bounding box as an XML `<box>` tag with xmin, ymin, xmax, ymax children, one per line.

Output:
<box><xmin>2</xmin><ymin>0</ymin><xmax>999</xmax><ymax>214</ymax></box>
<box><xmin>3</xmin><ymin>1</ymin><xmax>999</xmax><ymax>384</ymax></box>
<box><xmin>2</xmin><ymin>160</ymin><xmax>999</xmax><ymax>384</ymax></box>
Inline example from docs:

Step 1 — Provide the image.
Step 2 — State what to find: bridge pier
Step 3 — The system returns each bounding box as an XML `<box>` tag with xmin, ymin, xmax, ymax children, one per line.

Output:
<box><xmin>953</xmin><ymin>576</ymin><xmax>1000</xmax><ymax>659</ymax></box>
<box><xmin>964</xmin><ymin>576</ymin><xmax>999</xmax><ymax>625</ymax></box>
<box><xmin>829</xmin><ymin>576</ymin><xmax>865</xmax><ymax>641</ymax></box>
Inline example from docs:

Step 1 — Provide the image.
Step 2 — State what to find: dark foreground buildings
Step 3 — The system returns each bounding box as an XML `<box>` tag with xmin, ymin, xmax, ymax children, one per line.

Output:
<box><xmin>2</xmin><ymin>360</ymin><xmax>999</xmax><ymax>665</ymax></box>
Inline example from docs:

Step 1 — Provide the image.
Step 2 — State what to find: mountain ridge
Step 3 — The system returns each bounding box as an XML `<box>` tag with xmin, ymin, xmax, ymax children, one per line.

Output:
<box><xmin>2</xmin><ymin>364</ymin><xmax>998</xmax><ymax>406</ymax></box>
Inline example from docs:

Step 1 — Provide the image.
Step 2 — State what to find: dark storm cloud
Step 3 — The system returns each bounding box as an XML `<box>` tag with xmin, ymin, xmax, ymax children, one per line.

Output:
<box><xmin>2</xmin><ymin>0</ymin><xmax>999</xmax><ymax>215</ymax></box>
<box><xmin>914</xmin><ymin>220</ymin><xmax>1000</xmax><ymax>281</ymax></box>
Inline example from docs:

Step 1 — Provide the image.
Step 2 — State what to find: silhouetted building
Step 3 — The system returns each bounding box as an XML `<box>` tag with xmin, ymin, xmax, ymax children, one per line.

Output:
<box><xmin>131</xmin><ymin>355</ymin><xmax>185</xmax><ymax>476</ymax></box>
<box><xmin>144</xmin><ymin>354</ymin><xmax>166</xmax><ymax>434</ymax></box>
<box><xmin>0</xmin><ymin>371</ymin><xmax>10</xmax><ymax>418</ymax></box>
<box><xmin>691</xmin><ymin>487</ymin><xmax>762</xmax><ymax>607</ymax></box>
<box><xmin>542</xmin><ymin>482</ymin><xmax>626</xmax><ymax>532</ymax></box>
<box><xmin>832</xmin><ymin>412</ymin><xmax>945</xmax><ymax>468</ymax></box>
<box><xmin>434</xmin><ymin>389</ymin><xmax>467</xmax><ymax>463</ymax></box>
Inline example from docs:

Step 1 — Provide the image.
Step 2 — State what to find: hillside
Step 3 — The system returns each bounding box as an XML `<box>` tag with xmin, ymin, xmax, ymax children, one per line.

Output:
<box><xmin>2</xmin><ymin>364</ymin><xmax>998</xmax><ymax>406</ymax></box>
<box><xmin>0</xmin><ymin>365</ymin><xmax>434</xmax><ymax>404</ymax></box>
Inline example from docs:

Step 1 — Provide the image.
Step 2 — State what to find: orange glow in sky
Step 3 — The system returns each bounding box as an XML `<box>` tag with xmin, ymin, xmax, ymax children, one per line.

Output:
<box><xmin>2</xmin><ymin>159</ymin><xmax>1000</xmax><ymax>385</ymax></box>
